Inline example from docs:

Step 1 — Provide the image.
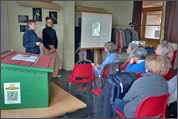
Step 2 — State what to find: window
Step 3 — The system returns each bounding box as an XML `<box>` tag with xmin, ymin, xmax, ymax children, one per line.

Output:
<box><xmin>141</xmin><ymin>1</ymin><xmax>163</xmax><ymax>49</ymax></box>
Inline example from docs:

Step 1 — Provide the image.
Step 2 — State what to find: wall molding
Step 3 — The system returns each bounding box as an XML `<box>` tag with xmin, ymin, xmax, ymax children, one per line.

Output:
<box><xmin>17</xmin><ymin>1</ymin><xmax>60</xmax><ymax>9</ymax></box>
<box><xmin>75</xmin><ymin>5</ymin><xmax>105</xmax><ymax>13</ymax></box>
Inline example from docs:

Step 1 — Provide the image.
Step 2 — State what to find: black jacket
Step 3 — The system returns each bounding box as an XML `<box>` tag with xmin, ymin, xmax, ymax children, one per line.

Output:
<box><xmin>97</xmin><ymin>72</ymin><xmax>135</xmax><ymax>118</ymax></box>
<box><xmin>108</xmin><ymin>72</ymin><xmax>134</xmax><ymax>104</ymax></box>
<box><xmin>42</xmin><ymin>26</ymin><xmax>58</xmax><ymax>50</ymax></box>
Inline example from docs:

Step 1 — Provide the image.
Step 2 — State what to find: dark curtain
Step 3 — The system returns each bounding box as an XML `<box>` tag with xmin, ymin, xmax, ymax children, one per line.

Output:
<box><xmin>132</xmin><ymin>1</ymin><xmax>143</xmax><ymax>40</ymax></box>
<box><xmin>164</xmin><ymin>1</ymin><xmax>177</xmax><ymax>43</ymax></box>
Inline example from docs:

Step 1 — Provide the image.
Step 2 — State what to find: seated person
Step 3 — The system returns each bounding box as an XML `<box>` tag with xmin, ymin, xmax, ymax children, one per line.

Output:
<box><xmin>167</xmin><ymin>75</ymin><xmax>177</xmax><ymax>105</ymax></box>
<box><xmin>125</xmin><ymin>47</ymin><xmax>148</xmax><ymax>74</ymax></box>
<box><xmin>76</xmin><ymin>41</ymin><xmax>120</xmax><ymax>90</ymax></box>
<box><xmin>166</xmin><ymin>75</ymin><xmax>177</xmax><ymax>118</ymax></box>
<box><xmin>93</xmin><ymin>41</ymin><xmax>120</xmax><ymax>77</ymax></box>
<box><xmin>112</xmin><ymin>54</ymin><xmax>169</xmax><ymax>118</ymax></box>
<box><xmin>121</xmin><ymin>43</ymin><xmax>139</xmax><ymax>69</ymax></box>
<box><xmin>162</xmin><ymin>39</ymin><xmax>174</xmax><ymax>59</ymax></box>
<box><xmin>155</xmin><ymin>44</ymin><xmax>171</xmax><ymax>68</ymax></box>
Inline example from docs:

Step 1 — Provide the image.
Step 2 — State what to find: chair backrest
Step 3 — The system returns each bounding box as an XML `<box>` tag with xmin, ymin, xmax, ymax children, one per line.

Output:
<box><xmin>103</xmin><ymin>67</ymin><xmax>108</xmax><ymax>78</ymax></box>
<box><xmin>122</xmin><ymin>61</ymin><xmax>136</xmax><ymax>71</ymax></box>
<box><xmin>71</xmin><ymin>64</ymin><xmax>93</xmax><ymax>83</ymax></box>
<box><xmin>170</xmin><ymin>50</ymin><xmax>177</xmax><ymax>67</ymax></box>
<box><xmin>134</xmin><ymin>93</ymin><xmax>170</xmax><ymax>118</ymax></box>
<box><xmin>136</xmin><ymin>72</ymin><xmax>145</xmax><ymax>78</ymax></box>
<box><xmin>163</xmin><ymin>68</ymin><xmax>173</xmax><ymax>81</ymax></box>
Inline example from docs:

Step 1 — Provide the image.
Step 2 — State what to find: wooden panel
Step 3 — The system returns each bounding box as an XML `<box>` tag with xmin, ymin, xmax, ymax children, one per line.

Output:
<box><xmin>1</xmin><ymin>83</ymin><xmax>86</xmax><ymax>118</ymax></box>
<box><xmin>17</xmin><ymin>1</ymin><xmax>60</xmax><ymax>10</ymax></box>
<box><xmin>97</xmin><ymin>49</ymin><xmax>102</xmax><ymax>64</ymax></box>
<box><xmin>30</xmin><ymin>55</ymin><xmax>51</xmax><ymax>68</ymax></box>
<box><xmin>80</xmin><ymin>47</ymin><xmax>104</xmax><ymax>50</ymax></box>
<box><xmin>48</xmin><ymin>57</ymin><xmax>55</xmax><ymax>69</ymax></box>
<box><xmin>41</xmin><ymin>1</ymin><xmax>52</xmax><ymax>3</ymax></box>
<box><xmin>75</xmin><ymin>5</ymin><xmax>105</xmax><ymax>13</ymax></box>
<box><xmin>1</xmin><ymin>51</ymin><xmax>15</xmax><ymax>59</ymax></box>
<box><xmin>143</xmin><ymin>38</ymin><xmax>160</xmax><ymax>50</ymax></box>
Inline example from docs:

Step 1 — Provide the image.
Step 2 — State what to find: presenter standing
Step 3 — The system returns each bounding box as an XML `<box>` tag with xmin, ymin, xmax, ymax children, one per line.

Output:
<box><xmin>42</xmin><ymin>17</ymin><xmax>61</xmax><ymax>79</ymax></box>
<box><xmin>23</xmin><ymin>20</ymin><xmax>43</xmax><ymax>54</ymax></box>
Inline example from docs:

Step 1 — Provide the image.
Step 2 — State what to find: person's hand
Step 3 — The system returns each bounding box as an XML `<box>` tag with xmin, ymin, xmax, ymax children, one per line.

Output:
<box><xmin>130</xmin><ymin>57</ymin><xmax>135</xmax><ymax>64</ymax></box>
<box><xmin>50</xmin><ymin>48</ymin><xmax>56</xmax><ymax>53</ymax></box>
<box><xmin>94</xmin><ymin>63</ymin><xmax>99</xmax><ymax>68</ymax></box>
<box><xmin>36</xmin><ymin>42</ymin><xmax>41</xmax><ymax>46</ymax></box>
<box><xmin>93</xmin><ymin>66</ymin><xmax>98</xmax><ymax>71</ymax></box>
<box><xmin>39</xmin><ymin>32</ymin><xmax>43</xmax><ymax>39</ymax></box>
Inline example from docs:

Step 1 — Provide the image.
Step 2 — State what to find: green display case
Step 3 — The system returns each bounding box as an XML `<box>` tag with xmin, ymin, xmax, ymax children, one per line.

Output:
<box><xmin>1</xmin><ymin>51</ymin><xmax>56</xmax><ymax>110</ymax></box>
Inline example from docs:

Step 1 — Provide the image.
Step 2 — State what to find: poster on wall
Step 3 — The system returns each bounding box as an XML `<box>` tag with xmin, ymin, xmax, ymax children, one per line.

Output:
<box><xmin>4</xmin><ymin>82</ymin><xmax>21</xmax><ymax>104</ymax></box>
<box><xmin>33</xmin><ymin>8</ymin><xmax>42</xmax><ymax>22</ymax></box>
<box><xmin>20</xmin><ymin>25</ymin><xmax>27</xmax><ymax>32</ymax></box>
<box><xmin>18</xmin><ymin>15</ymin><xmax>28</xmax><ymax>23</ymax></box>
<box><xmin>49</xmin><ymin>11</ymin><xmax>57</xmax><ymax>24</ymax></box>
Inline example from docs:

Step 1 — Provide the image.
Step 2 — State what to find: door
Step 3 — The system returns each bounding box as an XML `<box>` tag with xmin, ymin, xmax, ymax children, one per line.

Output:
<box><xmin>1</xmin><ymin>3</ymin><xmax>10</xmax><ymax>53</ymax></box>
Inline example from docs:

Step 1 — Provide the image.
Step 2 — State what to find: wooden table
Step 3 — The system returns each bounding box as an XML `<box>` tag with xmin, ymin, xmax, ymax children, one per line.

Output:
<box><xmin>1</xmin><ymin>83</ymin><xmax>87</xmax><ymax>118</ymax></box>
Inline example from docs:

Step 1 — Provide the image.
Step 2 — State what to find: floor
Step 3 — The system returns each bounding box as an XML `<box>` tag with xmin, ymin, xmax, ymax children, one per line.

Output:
<box><xmin>52</xmin><ymin>69</ymin><xmax>98</xmax><ymax>118</ymax></box>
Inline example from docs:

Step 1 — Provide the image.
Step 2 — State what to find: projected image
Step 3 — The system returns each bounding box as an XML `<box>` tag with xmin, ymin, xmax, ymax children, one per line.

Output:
<box><xmin>92</xmin><ymin>22</ymin><xmax>100</xmax><ymax>36</ymax></box>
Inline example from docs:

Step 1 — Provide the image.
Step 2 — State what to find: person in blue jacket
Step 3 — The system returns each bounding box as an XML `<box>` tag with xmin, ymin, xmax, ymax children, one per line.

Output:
<box><xmin>23</xmin><ymin>20</ymin><xmax>43</xmax><ymax>54</ymax></box>
<box><xmin>76</xmin><ymin>41</ymin><xmax>120</xmax><ymax>91</ymax></box>
<box><xmin>125</xmin><ymin>47</ymin><xmax>148</xmax><ymax>74</ymax></box>
<box><xmin>93</xmin><ymin>41</ymin><xmax>120</xmax><ymax>77</ymax></box>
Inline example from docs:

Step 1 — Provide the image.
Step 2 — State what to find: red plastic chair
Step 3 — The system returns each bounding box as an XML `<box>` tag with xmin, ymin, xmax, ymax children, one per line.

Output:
<box><xmin>115</xmin><ymin>93</ymin><xmax>170</xmax><ymax>118</ymax></box>
<box><xmin>170</xmin><ymin>50</ymin><xmax>177</xmax><ymax>67</ymax></box>
<box><xmin>169</xmin><ymin>73</ymin><xmax>177</xmax><ymax>80</ymax></box>
<box><xmin>122</xmin><ymin>61</ymin><xmax>136</xmax><ymax>71</ymax></box>
<box><xmin>163</xmin><ymin>50</ymin><xmax>177</xmax><ymax>81</ymax></box>
<box><xmin>68</xmin><ymin>64</ymin><xmax>93</xmax><ymax>93</ymax></box>
<box><xmin>136</xmin><ymin>72</ymin><xmax>145</xmax><ymax>78</ymax></box>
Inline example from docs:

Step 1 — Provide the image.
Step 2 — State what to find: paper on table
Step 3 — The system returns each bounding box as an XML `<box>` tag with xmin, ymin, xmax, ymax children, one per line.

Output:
<box><xmin>11</xmin><ymin>54</ymin><xmax>40</xmax><ymax>63</ymax></box>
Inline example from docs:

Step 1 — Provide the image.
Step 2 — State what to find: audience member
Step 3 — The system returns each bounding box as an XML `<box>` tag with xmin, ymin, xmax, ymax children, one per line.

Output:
<box><xmin>112</xmin><ymin>54</ymin><xmax>169</xmax><ymax>118</ymax></box>
<box><xmin>125</xmin><ymin>47</ymin><xmax>148</xmax><ymax>74</ymax></box>
<box><xmin>162</xmin><ymin>39</ymin><xmax>174</xmax><ymax>59</ymax></box>
<box><xmin>121</xmin><ymin>43</ymin><xmax>139</xmax><ymax>69</ymax></box>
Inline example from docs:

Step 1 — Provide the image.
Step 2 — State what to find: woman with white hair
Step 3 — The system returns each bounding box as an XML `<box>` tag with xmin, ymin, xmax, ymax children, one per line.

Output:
<box><xmin>125</xmin><ymin>47</ymin><xmax>148</xmax><ymax>74</ymax></box>
<box><xmin>121</xmin><ymin>43</ymin><xmax>139</xmax><ymax>69</ymax></box>
<box><xmin>162</xmin><ymin>39</ymin><xmax>174</xmax><ymax>59</ymax></box>
<box><xmin>155</xmin><ymin>44</ymin><xmax>171</xmax><ymax>68</ymax></box>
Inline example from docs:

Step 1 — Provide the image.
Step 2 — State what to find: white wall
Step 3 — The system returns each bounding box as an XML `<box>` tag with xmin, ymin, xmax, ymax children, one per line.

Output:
<box><xmin>75</xmin><ymin>1</ymin><xmax>133</xmax><ymax>26</ymax></box>
<box><xmin>75</xmin><ymin>1</ymin><xmax>134</xmax><ymax>62</ymax></box>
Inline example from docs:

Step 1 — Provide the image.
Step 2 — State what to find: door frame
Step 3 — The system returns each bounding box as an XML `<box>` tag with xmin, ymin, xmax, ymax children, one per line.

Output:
<box><xmin>1</xmin><ymin>1</ymin><xmax>12</xmax><ymax>50</ymax></box>
<box><xmin>141</xmin><ymin>6</ymin><xmax>163</xmax><ymax>49</ymax></box>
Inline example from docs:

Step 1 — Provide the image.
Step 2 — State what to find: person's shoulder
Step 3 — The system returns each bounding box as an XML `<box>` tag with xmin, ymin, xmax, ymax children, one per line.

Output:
<box><xmin>23</xmin><ymin>30</ymin><xmax>29</xmax><ymax>35</ymax></box>
<box><xmin>42</xmin><ymin>27</ymin><xmax>47</xmax><ymax>32</ymax></box>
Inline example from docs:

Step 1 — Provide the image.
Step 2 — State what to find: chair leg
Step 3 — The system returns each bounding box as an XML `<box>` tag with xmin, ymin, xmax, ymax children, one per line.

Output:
<box><xmin>67</xmin><ymin>78</ymin><xmax>71</xmax><ymax>94</ymax></box>
<box><xmin>88</xmin><ymin>92</ymin><xmax>93</xmax><ymax>118</ymax></box>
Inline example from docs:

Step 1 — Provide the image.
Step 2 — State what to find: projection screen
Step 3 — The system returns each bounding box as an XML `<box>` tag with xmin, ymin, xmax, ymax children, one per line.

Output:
<box><xmin>81</xmin><ymin>12</ymin><xmax>112</xmax><ymax>49</ymax></box>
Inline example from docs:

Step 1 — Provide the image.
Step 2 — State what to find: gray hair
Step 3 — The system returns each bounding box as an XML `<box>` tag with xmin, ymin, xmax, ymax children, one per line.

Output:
<box><xmin>157</xmin><ymin>44</ymin><xmax>170</xmax><ymax>56</ymax></box>
<box><xmin>27</xmin><ymin>20</ymin><xmax>36</xmax><ymax>28</ymax></box>
<box><xmin>132</xmin><ymin>47</ymin><xmax>148</xmax><ymax>60</ymax></box>
<box><xmin>104</xmin><ymin>41</ymin><xmax>116</xmax><ymax>53</ymax></box>
<box><xmin>129</xmin><ymin>43</ymin><xmax>139</xmax><ymax>51</ymax></box>
<box><xmin>162</xmin><ymin>39</ymin><xmax>168</xmax><ymax>44</ymax></box>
